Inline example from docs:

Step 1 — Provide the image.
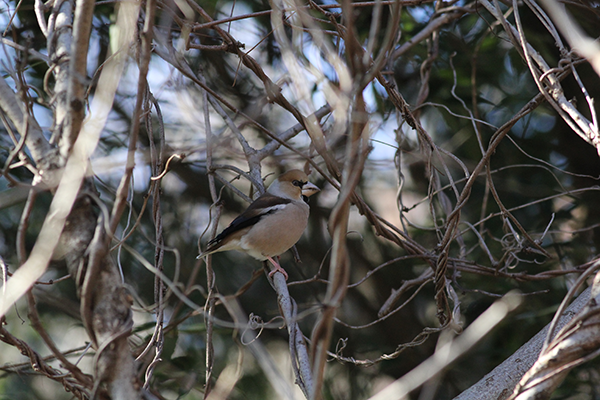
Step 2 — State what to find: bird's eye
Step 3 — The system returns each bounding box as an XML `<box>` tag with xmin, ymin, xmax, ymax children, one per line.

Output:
<box><xmin>292</xmin><ymin>180</ymin><xmax>305</xmax><ymax>187</ymax></box>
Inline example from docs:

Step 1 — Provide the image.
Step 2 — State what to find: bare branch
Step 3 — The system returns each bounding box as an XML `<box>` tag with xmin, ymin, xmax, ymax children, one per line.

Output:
<box><xmin>0</xmin><ymin>77</ymin><xmax>54</xmax><ymax>172</ymax></box>
<box><xmin>454</xmin><ymin>288</ymin><xmax>593</xmax><ymax>400</ymax></box>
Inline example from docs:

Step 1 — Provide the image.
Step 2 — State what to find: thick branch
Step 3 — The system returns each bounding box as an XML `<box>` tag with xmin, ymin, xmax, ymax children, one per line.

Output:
<box><xmin>62</xmin><ymin>0</ymin><xmax>96</xmax><ymax>156</ymax></box>
<box><xmin>454</xmin><ymin>287</ymin><xmax>591</xmax><ymax>400</ymax></box>
<box><xmin>0</xmin><ymin>77</ymin><xmax>55</xmax><ymax>172</ymax></box>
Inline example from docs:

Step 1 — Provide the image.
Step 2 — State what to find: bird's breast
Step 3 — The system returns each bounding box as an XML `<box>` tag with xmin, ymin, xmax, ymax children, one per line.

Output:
<box><xmin>241</xmin><ymin>201</ymin><xmax>310</xmax><ymax>259</ymax></box>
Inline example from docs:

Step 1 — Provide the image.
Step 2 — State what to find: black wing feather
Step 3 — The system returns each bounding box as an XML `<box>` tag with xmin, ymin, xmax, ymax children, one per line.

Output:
<box><xmin>208</xmin><ymin>195</ymin><xmax>291</xmax><ymax>246</ymax></box>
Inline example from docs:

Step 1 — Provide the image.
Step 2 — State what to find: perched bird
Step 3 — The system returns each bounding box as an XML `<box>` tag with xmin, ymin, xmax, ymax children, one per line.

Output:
<box><xmin>198</xmin><ymin>170</ymin><xmax>320</xmax><ymax>280</ymax></box>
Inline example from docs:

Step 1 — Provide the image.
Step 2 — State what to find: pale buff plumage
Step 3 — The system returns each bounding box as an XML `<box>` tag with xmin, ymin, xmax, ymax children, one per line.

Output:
<box><xmin>198</xmin><ymin>170</ymin><xmax>320</xmax><ymax>279</ymax></box>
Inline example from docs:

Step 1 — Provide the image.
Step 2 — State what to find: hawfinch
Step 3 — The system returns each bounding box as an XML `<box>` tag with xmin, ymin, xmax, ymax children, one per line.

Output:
<box><xmin>199</xmin><ymin>170</ymin><xmax>320</xmax><ymax>280</ymax></box>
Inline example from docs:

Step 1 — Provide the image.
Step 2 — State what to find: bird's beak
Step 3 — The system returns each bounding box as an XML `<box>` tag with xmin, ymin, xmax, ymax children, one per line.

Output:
<box><xmin>302</xmin><ymin>182</ymin><xmax>320</xmax><ymax>197</ymax></box>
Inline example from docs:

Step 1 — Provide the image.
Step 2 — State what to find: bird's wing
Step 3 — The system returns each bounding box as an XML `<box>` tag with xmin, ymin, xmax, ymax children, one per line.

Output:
<box><xmin>205</xmin><ymin>194</ymin><xmax>291</xmax><ymax>252</ymax></box>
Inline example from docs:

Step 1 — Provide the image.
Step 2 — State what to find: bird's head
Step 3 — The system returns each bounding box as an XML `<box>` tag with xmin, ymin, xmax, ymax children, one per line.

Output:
<box><xmin>267</xmin><ymin>169</ymin><xmax>320</xmax><ymax>200</ymax></box>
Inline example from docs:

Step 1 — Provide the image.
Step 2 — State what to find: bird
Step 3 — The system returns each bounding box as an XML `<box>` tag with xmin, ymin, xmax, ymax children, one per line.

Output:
<box><xmin>198</xmin><ymin>170</ymin><xmax>320</xmax><ymax>280</ymax></box>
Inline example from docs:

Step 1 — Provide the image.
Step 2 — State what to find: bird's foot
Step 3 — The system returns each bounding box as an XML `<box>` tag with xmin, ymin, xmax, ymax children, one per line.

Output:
<box><xmin>267</xmin><ymin>256</ymin><xmax>288</xmax><ymax>281</ymax></box>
